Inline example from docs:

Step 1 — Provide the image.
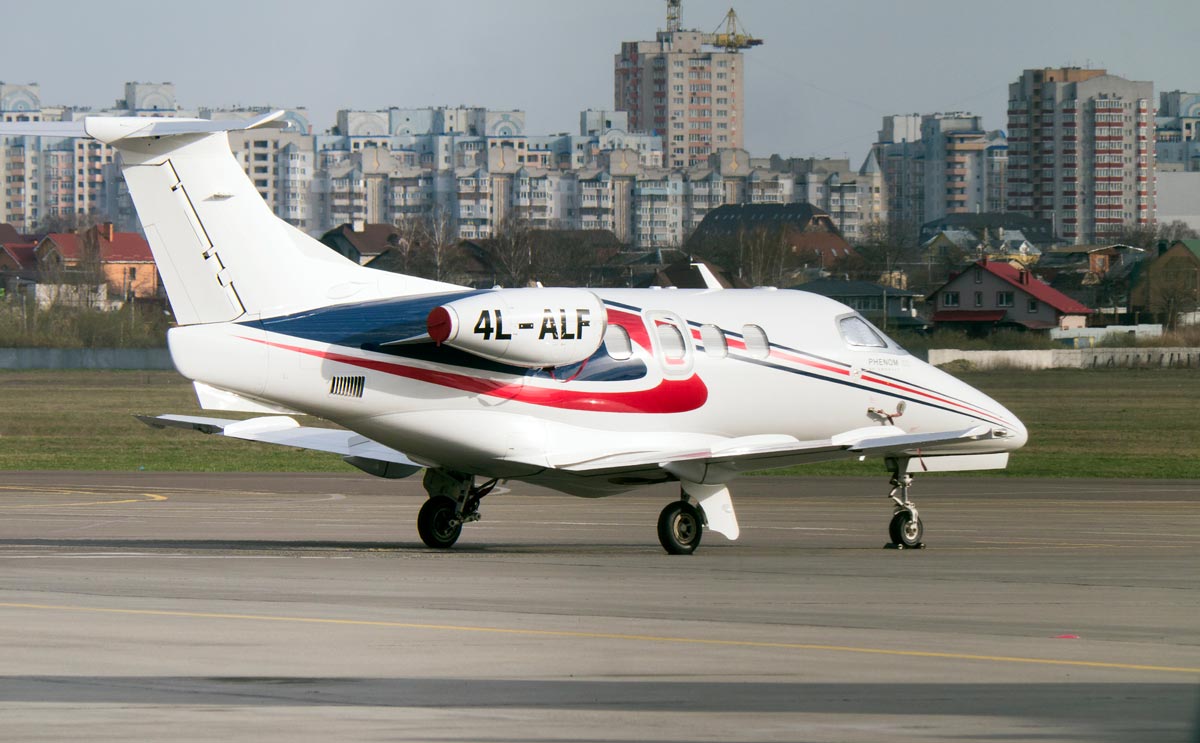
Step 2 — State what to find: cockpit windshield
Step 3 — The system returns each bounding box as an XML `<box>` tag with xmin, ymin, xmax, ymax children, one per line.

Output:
<box><xmin>838</xmin><ymin>314</ymin><xmax>905</xmax><ymax>352</ymax></box>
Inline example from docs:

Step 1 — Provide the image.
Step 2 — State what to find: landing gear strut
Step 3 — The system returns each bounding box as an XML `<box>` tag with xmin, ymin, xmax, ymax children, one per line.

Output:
<box><xmin>657</xmin><ymin>495</ymin><xmax>705</xmax><ymax>555</ymax></box>
<box><xmin>885</xmin><ymin>457</ymin><xmax>924</xmax><ymax>549</ymax></box>
<box><xmin>417</xmin><ymin>469</ymin><xmax>498</xmax><ymax>549</ymax></box>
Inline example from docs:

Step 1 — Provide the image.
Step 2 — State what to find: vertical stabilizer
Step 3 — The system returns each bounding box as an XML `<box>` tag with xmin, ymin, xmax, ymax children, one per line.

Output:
<box><xmin>84</xmin><ymin>114</ymin><xmax>461</xmax><ymax>325</ymax></box>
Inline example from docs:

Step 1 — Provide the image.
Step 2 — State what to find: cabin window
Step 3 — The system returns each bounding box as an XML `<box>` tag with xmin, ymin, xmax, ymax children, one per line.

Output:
<box><xmin>997</xmin><ymin>291</ymin><xmax>1014</xmax><ymax>308</ymax></box>
<box><xmin>603</xmin><ymin>324</ymin><xmax>632</xmax><ymax>361</ymax></box>
<box><xmin>943</xmin><ymin>291</ymin><xmax>960</xmax><ymax>308</ymax></box>
<box><xmin>699</xmin><ymin>324</ymin><xmax>727</xmax><ymax>358</ymax></box>
<box><xmin>839</xmin><ymin>316</ymin><xmax>886</xmax><ymax>348</ymax></box>
<box><xmin>1028</xmin><ymin>299</ymin><xmax>1039</xmax><ymax>313</ymax></box>
<box><xmin>974</xmin><ymin>291</ymin><xmax>983</xmax><ymax>307</ymax></box>
<box><xmin>741</xmin><ymin>324</ymin><xmax>770</xmax><ymax>359</ymax></box>
<box><xmin>656</xmin><ymin>322</ymin><xmax>687</xmax><ymax>361</ymax></box>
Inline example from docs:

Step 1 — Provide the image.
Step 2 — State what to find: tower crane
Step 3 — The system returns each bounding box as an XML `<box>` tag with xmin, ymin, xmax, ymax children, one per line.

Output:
<box><xmin>665</xmin><ymin>1</ymin><xmax>763</xmax><ymax>51</ymax></box>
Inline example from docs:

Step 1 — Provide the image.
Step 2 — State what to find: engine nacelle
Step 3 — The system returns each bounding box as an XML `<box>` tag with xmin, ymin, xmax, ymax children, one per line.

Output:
<box><xmin>426</xmin><ymin>288</ymin><xmax>607</xmax><ymax>368</ymax></box>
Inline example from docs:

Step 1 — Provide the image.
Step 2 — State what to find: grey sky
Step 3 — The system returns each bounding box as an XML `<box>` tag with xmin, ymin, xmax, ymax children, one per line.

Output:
<box><xmin>4</xmin><ymin>0</ymin><xmax>1197</xmax><ymax>165</ymax></box>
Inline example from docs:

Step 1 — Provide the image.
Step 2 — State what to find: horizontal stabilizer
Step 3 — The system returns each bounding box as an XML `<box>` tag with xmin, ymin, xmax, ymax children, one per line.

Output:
<box><xmin>136</xmin><ymin>414</ymin><xmax>422</xmax><ymax>478</ymax></box>
<box><xmin>0</xmin><ymin>111</ymin><xmax>287</xmax><ymax>141</ymax></box>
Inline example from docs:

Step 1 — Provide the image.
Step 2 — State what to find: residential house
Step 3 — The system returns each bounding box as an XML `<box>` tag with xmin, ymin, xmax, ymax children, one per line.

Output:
<box><xmin>795</xmin><ymin>278</ymin><xmax>928</xmax><ymax>331</ymax></box>
<box><xmin>319</xmin><ymin>223</ymin><xmax>404</xmax><ymax>265</ymax></box>
<box><xmin>929</xmin><ymin>257</ymin><xmax>1092</xmax><ymax>333</ymax></box>
<box><xmin>0</xmin><ymin>242</ymin><xmax>36</xmax><ymax>273</ymax></box>
<box><xmin>1129</xmin><ymin>240</ymin><xmax>1200</xmax><ymax>327</ymax></box>
<box><xmin>34</xmin><ymin>223</ymin><xmax>158</xmax><ymax>306</ymax></box>
<box><xmin>686</xmin><ymin>203</ymin><xmax>857</xmax><ymax>280</ymax></box>
<box><xmin>1038</xmin><ymin>244</ymin><xmax>1147</xmax><ymax>320</ymax></box>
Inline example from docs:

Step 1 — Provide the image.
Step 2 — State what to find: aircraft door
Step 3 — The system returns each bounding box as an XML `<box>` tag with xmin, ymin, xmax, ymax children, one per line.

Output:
<box><xmin>646</xmin><ymin>311</ymin><xmax>694</xmax><ymax>378</ymax></box>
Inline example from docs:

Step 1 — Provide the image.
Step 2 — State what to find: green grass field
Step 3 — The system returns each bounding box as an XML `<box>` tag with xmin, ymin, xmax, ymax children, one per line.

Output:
<box><xmin>0</xmin><ymin>368</ymin><xmax>1197</xmax><ymax>478</ymax></box>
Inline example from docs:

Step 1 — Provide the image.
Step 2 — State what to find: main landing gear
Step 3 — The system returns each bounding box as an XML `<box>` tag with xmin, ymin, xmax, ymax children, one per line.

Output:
<box><xmin>885</xmin><ymin>457</ymin><xmax>924</xmax><ymax>549</ymax></box>
<box><xmin>417</xmin><ymin>469</ymin><xmax>498</xmax><ymax>549</ymax></box>
<box><xmin>657</xmin><ymin>496</ymin><xmax>704</xmax><ymax>555</ymax></box>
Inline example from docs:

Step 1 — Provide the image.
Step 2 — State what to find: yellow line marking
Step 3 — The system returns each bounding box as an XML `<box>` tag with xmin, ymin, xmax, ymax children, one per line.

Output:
<box><xmin>0</xmin><ymin>601</ymin><xmax>1195</xmax><ymax>675</ymax></box>
<box><xmin>0</xmin><ymin>493</ymin><xmax>167</xmax><ymax>509</ymax></box>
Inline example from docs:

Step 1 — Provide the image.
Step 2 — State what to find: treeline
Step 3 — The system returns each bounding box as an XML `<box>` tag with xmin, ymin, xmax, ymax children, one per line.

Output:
<box><xmin>0</xmin><ymin>301</ymin><xmax>170</xmax><ymax>348</ymax></box>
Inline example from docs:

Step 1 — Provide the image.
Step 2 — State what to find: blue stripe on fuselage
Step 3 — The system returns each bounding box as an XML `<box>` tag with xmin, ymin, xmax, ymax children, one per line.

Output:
<box><xmin>245</xmin><ymin>292</ymin><xmax>648</xmax><ymax>382</ymax></box>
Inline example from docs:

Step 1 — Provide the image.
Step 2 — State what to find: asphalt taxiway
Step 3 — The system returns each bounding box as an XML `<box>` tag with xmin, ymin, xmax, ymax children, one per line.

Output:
<box><xmin>0</xmin><ymin>471</ymin><xmax>1196</xmax><ymax>742</ymax></box>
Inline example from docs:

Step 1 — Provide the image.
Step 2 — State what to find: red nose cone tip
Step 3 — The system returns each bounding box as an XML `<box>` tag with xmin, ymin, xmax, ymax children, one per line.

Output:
<box><xmin>427</xmin><ymin>307</ymin><xmax>453</xmax><ymax>345</ymax></box>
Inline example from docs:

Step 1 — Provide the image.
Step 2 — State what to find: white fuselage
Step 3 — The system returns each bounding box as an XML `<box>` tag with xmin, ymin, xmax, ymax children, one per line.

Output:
<box><xmin>168</xmin><ymin>287</ymin><xmax>1027</xmax><ymax>496</ymax></box>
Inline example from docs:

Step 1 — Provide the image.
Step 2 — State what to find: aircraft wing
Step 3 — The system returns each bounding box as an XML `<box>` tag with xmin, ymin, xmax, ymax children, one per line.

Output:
<box><xmin>135</xmin><ymin>414</ymin><xmax>423</xmax><ymax>478</ymax></box>
<box><xmin>554</xmin><ymin>424</ymin><xmax>997</xmax><ymax>481</ymax></box>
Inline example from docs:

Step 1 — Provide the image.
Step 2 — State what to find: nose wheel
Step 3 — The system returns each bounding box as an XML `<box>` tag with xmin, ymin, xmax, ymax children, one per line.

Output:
<box><xmin>888</xmin><ymin>509</ymin><xmax>924</xmax><ymax>548</ymax></box>
<box><xmin>885</xmin><ymin>458</ymin><xmax>924</xmax><ymax>549</ymax></box>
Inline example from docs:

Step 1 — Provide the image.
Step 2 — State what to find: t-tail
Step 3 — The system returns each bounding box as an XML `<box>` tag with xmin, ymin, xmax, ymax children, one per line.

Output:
<box><xmin>81</xmin><ymin>112</ymin><xmax>462</xmax><ymax>324</ymax></box>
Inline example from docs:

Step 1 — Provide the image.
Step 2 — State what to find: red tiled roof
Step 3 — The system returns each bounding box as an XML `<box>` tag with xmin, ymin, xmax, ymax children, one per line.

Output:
<box><xmin>1</xmin><ymin>242</ymin><xmax>37</xmax><ymax>270</ymax></box>
<box><xmin>932</xmin><ymin>310</ymin><xmax>1007</xmax><ymax>323</ymax></box>
<box><xmin>337</xmin><ymin>223</ymin><xmax>401</xmax><ymax>257</ymax></box>
<box><xmin>44</xmin><ymin>233</ymin><xmax>82</xmax><ymax>260</ymax></box>
<box><xmin>43</xmin><ymin>229</ymin><xmax>154</xmax><ymax>263</ymax></box>
<box><xmin>789</xmin><ymin>231</ymin><xmax>857</xmax><ymax>263</ymax></box>
<box><xmin>979</xmin><ymin>260</ymin><xmax>1093</xmax><ymax>314</ymax></box>
<box><xmin>104</xmin><ymin>233</ymin><xmax>154</xmax><ymax>262</ymax></box>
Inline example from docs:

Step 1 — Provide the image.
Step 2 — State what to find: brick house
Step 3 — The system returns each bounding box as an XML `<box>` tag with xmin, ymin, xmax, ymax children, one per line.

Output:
<box><xmin>35</xmin><ymin>223</ymin><xmax>159</xmax><ymax>301</ymax></box>
<box><xmin>929</xmin><ymin>258</ymin><xmax>1092</xmax><ymax>333</ymax></box>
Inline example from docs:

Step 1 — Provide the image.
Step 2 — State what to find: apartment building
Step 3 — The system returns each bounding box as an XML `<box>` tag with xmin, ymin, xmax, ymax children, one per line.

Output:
<box><xmin>614</xmin><ymin>30</ymin><xmax>745</xmax><ymax>170</ymax></box>
<box><xmin>1156</xmin><ymin>91</ymin><xmax>1200</xmax><ymax>172</ymax></box>
<box><xmin>1007</xmin><ymin>67</ymin><xmax>1155</xmax><ymax>243</ymax></box>
<box><xmin>767</xmin><ymin>156</ymin><xmax>883</xmax><ymax>242</ymax></box>
<box><xmin>870</xmin><ymin>113</ymin><xmax>1007</xmax><ymax>228</ymax></box>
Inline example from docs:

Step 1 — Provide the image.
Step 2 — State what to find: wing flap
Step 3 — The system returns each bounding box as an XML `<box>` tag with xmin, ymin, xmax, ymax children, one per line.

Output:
<box><xmin>136</xmin><ymin>414</ymin><xmax>422</xmax><ymax>474</ymax></box>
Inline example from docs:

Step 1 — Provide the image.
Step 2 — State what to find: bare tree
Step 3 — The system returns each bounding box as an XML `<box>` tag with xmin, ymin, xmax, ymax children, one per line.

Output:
<box><xmin>851</xmin><ymin>217</ymin><xmax>922</xmax><ymax>283</ymax></box>
<box><xmin>34</xmin><ymin>211</ymin><xmax>111</xmax><ymax>236</ymax></box>
<box><xmin>393</xmin><ymin>204</ymin><xmax>466</xmax><ymax>283</ymax></box>
<box><xmin>420</xmin><ymin>203</ymin><xmax>461</xmax><ymax>283</ymax></box>
<box><xmin>737</xmin><ymin>224</ymin><xmax>792</xmax><ymax>287</ymax></box>
<box><xmin>1111</xmin><ymin>220</ymin><xmax>1200</xmax><ymax>252</ymax></box>
<box><xmin>1148</xmin><ymin>255</ymin><xmax>1200</xmax><ymax>330</ymax></box>
<box><xmin>481</xmin><ymin>214</ymin><xmax>537</xmax><ymax>287</ymax></box>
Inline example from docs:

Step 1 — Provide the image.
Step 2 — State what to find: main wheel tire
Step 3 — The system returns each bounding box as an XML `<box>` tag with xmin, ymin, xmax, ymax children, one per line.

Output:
<box><xmin>657</xmin><ymin>501</ymin><xmax>704</xmax><ymax>555</ymax></box>
<box><xmin>888</xmin><ymin>511</ymin><xmax>924</xmax><ymax>548</ymax></box>
<box><xmin>418</xmin><ymin>496</ymin><xmax>462</xmax><ymax>549</ymax></box>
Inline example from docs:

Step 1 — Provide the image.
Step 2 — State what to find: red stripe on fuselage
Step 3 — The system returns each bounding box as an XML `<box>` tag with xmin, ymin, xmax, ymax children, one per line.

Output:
<box><xmin>248</xmin><ymin>338</ymin><xmax>708</xmax><ymax>415</ymax></box>
<box><xmin>605</xmin><ymin>308</ymin><xmax>652</xmax><ymax>350</ymax></box>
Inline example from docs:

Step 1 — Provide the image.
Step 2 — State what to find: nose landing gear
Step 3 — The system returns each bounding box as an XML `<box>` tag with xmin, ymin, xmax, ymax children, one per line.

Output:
<box><xmin>885</xmin><ymin>457</ymin><xmax>924</xmax><ymax>549</ymax></box>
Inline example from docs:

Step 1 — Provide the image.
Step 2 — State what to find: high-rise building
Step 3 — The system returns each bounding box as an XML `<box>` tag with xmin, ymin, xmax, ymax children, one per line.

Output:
<box><xmin>920</xmin><ymin>113</ymin><xmax>1007</xmax><ymax>222</ymax></box>
<box><xmin>870</xmin><ymin>113</ymin><xmax>1007</xmax><ymax>228</ymax></box>
<box><xmin>1007</xmin><ymin>67</ymin><xmax>1155</xmax><ymax>243</ymax></box>
<box><xmin>614</xmin><ymin>8</ymin><xmax>759</xmax><ymax>169</ymax></box>
<box><xmin>1156</xmin><ymin>91</ymin><xmax>1200</xmax><ymax>172</ymax></box>
<box><xmin>872</xmin><ymin>115</ymin><xmax>924</xmax><ymax>227</ymax></box>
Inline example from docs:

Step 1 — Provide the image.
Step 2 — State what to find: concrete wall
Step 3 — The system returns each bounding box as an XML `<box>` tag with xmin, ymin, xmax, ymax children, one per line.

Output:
<box><xmin>0</xmin><ymin>348</ymin><xmax>174</xmax><ymax>370</ymax></box>
<box><xmin>929</xmin><ymin>348</ymin><xmax>1200</xmax><ymax>370</ymax></box>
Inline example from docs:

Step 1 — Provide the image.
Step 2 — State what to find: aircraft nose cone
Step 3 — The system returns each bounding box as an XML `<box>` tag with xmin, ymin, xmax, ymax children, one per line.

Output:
<box><xmin>998</xmin><ymin>410</ymin><xmax>1028</xmax><ymax>451</ymax></box>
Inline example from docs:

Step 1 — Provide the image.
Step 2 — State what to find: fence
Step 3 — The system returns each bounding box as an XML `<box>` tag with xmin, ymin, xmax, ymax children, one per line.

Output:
<box><xmin>928</xmin><ymin>348</ymin><xmax>1200</xmax><ymax>370</ymax></box>
<box><xmin>0</xmin><ymin>348</ymin><xmax>174</xmax><ymax>370</ymax></box>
